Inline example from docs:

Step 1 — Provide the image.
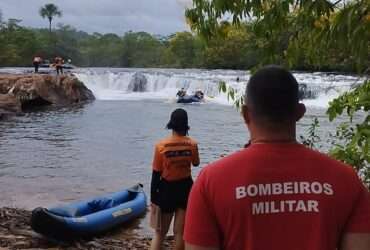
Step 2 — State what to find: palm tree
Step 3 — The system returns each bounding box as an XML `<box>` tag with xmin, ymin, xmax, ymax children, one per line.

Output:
<box><xmin>39</xmin><ymin>3</ymin><xmax>62</xmax><ymax>34</ymax></box>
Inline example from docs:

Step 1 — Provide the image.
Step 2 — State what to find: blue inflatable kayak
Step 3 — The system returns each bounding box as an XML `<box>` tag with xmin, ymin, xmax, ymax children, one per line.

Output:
<box><xmin>31</xmin><ymin>184</ymin><xmax>146</xmax><ymax>241</ymax></box>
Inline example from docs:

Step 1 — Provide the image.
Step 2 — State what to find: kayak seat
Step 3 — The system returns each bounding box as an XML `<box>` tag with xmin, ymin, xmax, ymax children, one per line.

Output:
<box><xmin>87</xmin><ymin>198</ymin><xmax>115</xmax><ymax>213</ymax></box>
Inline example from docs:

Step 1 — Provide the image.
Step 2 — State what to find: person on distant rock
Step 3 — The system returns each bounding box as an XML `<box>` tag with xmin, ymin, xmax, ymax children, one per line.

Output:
<box><xmin>176</xmin><ymin>88</ymin><xmax>187</xmax><ymax>98</ymax></box>
<box><xmin>33</xmin><ymin>55</ymin><xmax>42</xmax><ymax>73</ymax></box>
<box><xmin>150</xmin><ymin>108</ymin><xmax>200</xmax><ymax>250</ymax></box>
<box><xmin>54</xmin><ymin>56</ymin><xmax>64</xmax><ymax>75</ymax></box>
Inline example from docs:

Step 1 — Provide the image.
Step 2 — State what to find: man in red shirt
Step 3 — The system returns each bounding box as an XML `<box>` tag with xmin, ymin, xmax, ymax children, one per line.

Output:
<box><xmin>184</xmin><ymin>65</ymin><xmax>370</xmax><ymax>250</ymax></box>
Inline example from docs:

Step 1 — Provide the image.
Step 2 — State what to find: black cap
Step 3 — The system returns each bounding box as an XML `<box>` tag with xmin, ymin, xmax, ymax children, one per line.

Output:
<box><xmin>166</xmin><ymin>108</ymin><xmax>190</xmax><ymax>132</ymax></box>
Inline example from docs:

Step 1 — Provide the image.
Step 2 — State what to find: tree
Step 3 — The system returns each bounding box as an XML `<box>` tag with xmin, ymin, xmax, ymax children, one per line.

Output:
<box><xmin>80</xmin><ymin>32</ymin><xmax>123</xmax><ymax>67</ymax></box>
<box><xmin>0</xmin><ymin>19</ymin><xmax>40</xmax><ymax>66</ymax></box>
<box><xmin>121</xmin><ymin>32</ymin><xmax>164</xmax><ymax>67</ymax></box>
<box><xmin>39</xmin><ymin>3</ymin><xmax>62</xmax><ymax>34</ymax></box>
<box><xmin>202</xmin><ymin>23</ymin><xmax>257</xmax><ymax>69</ymax></box>
<box><xmin>186</xmin><ymin>0</ymin><xmax>369</xmax><ymax>72</ymax></box>
<box><xmin>166</xmin><ymin>32</ymin><xmax>198</xmax><ymax>68</ymax></box>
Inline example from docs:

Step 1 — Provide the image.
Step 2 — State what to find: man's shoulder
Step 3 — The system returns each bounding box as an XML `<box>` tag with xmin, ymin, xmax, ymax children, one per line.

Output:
<box><xmin>201</xmin><ymin>144</ymin><xmax>357</xmax><ymax>179</ymax></box>
<box><xmin>282</xmin><ymin>145</ymin><xmax>362</xmax><ymax>186</ymax></box>
<box><xmin>301</xmin><ymin>146</ymin><xmax>355</xmax><ymax>172</ymax></box>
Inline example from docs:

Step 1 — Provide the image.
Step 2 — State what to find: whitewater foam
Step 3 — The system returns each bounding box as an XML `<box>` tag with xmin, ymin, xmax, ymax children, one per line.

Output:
<box><xmin>0</xmin><ymin>67</ymin><xmax>355</xmax><ymax>108</ymax></box>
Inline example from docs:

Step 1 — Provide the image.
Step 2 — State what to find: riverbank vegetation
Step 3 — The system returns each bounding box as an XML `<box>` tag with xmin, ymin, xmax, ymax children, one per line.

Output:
<box><xmin>0</xmin><ymin>3</ymin><xmax>367</xmax><ymax>73</ymax></box>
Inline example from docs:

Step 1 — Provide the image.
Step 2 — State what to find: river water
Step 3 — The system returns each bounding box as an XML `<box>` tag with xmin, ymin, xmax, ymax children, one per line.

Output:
<box><xmin>0</xmin><ymin>67</ymin><xmax>363</xmax><ymax>235</ymax></box>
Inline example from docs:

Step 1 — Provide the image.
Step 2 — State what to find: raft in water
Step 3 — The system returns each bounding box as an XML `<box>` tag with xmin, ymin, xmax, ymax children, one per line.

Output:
<box><xmin>177</xmin><ymin>95</ymin><xmax>203</xmax><ymax>103</ymax></box>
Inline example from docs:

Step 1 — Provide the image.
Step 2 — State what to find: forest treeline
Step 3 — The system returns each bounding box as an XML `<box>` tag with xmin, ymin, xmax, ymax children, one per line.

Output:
<box><xmin>0</xmin><ymin>10</ymin><xmax>362</xmax><ymax>72</ymax></box>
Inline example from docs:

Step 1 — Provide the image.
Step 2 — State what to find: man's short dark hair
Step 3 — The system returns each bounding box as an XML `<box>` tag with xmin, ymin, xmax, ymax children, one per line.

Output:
<box><xmin>246</xmin><ymin>65</ymin><xmax>299</xmax><ymax>123</ymax></box>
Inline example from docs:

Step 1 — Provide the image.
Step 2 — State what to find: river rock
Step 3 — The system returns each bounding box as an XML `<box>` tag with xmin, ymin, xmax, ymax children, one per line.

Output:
<box><xmin>128</xmin><ymin>72</ymin><xmax>147</xmax><ymax>92</ymax></box>
<box><xmin>0</xmin><ymin>94</ymin><xmax>22</xmax><ymax>115</ymax></box>
<box><xmin>0</xmin><ymin>74</ymin><xmax>95</xmax><ymax>116</ymax></box>
<box><xmin>298</xmin><ymin>83</ymin><xmax>318</xmax><ymax>100</ymax></box>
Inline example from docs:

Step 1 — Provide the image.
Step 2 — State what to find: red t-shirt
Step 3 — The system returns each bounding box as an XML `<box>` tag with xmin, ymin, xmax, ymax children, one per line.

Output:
<box><xmin>184</xmin><ymin>143</ymin><xmax>370</xmax><ymax>250</ymax></box>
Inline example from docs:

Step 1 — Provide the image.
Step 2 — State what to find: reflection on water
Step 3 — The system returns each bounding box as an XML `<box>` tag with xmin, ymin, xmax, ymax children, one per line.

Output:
<box><xmin>0</xmin><ymin>100</ymin><xmax>345</xmax><ymax>234</ymax></box>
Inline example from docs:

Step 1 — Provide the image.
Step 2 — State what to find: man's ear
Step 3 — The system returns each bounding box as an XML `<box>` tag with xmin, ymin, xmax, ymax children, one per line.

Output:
<box><xmin>241</xmin><ymin>104</ymin><xmax>250</xmax><ymax>125</ymax></box>
<box><xmin>295</xmin><ymin>103</ymin><xmax>306</xmax><ymax>121</ymax></box>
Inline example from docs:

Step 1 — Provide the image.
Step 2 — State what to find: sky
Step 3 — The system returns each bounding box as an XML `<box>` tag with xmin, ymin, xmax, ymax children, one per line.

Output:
<box><xmin>0</xmin><ymin>0</ymin><xmax>193</xmax><ymax>35</ymax></box>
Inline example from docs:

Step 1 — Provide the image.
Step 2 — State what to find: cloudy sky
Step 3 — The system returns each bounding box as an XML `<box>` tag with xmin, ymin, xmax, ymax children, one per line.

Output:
<box><xmin>0</xmin><ymin>0</ymin><xmax>192</xmax><ymax>35</ymax></box>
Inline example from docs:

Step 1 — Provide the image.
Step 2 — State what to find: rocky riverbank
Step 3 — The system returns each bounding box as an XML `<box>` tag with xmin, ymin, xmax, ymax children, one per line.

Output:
<box><xmin>0</xmin><ymin>207</ymin><xmax>173</xmax><ymax>249</ymax></box>
<box><xmin>0</xmin><ymin>74</ymin><xmax>94</xmax><ymax>119</ymax></box>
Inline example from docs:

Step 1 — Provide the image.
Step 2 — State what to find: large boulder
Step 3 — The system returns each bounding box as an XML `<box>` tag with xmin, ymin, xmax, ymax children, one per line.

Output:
<box><xmin>128</xmin><ymin>72</ymin><xmax>147</xmax><ymax>92</ymax></box>
<box><xmin>298</xmin><ymin>83</ymin><xmax>318</xmax><ymax>100</ymax></box>
<box><xmin>0</xmin><ymin>74</ymin><xmax>95</xmax><ymax>117</ymax></box>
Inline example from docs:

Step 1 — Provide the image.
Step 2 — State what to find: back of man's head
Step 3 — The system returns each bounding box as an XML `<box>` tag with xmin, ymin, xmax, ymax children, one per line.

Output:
<box><xmin>246</xmin><ymin>65</ymin><xmax>299</xmax><ymax>125</ymax></box>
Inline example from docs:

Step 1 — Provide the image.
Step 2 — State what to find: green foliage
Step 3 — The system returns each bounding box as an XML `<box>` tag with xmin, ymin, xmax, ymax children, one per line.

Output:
<box><xmin>218</xmin><ymin>81</ymin><xmax>244</xmax><ymax>109</ymax></box>
<box><xmin>203</xmin><ymin>24</ymin><xmax>258</xmax><ymax>69</ymax></box>
<box><xmin>2</xmin><ymin>1</ymin><xmax>367</xmax><ymax>71</ymax></box>
<box><xmin>327</xmin><ymin>81</ymin><xmax>370</xmax><ymax>186</ymax></box>
<box><xmin>79</xmin><ymin>32</ymin><xmax>123</xmax><ymax>67</ymax></box>
<box><xmin>121</xmin><ymin>32</ymin><xmax>164</xmax><ymax>67</ymax></box>
<box><xmin>0</xmin><ymin>19</ymin><xmax>40</xmax><ymax>66</ymax></box>
<box><xmin>327</xmin><ymin>80</ymin><xmax>370</xmax><ymax>122</ymax></box>
<box><xmin>0</xmin><ymin>21</ymin><xmax>257</xmax><ymax>69</ymax></box>
<box><xmin>300</xmin><ymin>117</ymin><xmax>321</xmax><ymax>149</ymax></box>
<box><xmin>165</xmin><ymin>32</ymin><xmax>202</xmax><ymax>68</ymax></box>
<box><xmin>186</xmin><ymin>0</ymin><xmax>370</xmax><ymax>72</ymax></box>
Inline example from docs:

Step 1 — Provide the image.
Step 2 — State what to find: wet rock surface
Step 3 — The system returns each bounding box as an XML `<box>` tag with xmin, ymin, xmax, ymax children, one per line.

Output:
<box><xmin>0</xmin><ymin>94</ymin><xmax>22</xmax><ymax>118</ymax></box>
<box><xmin>0</xmin><ymin>74</ymin><xmax>95</xmax><ymax>117</ymax></box>
<box><xmin>0</xmin><ymin>207</ymin><xmax>173</xmax><ymax>249</ymax></box>
<box><xmin>128</xmin><ymin>73</ymin><xmax>147</xmax><ymax>92</ymax></box>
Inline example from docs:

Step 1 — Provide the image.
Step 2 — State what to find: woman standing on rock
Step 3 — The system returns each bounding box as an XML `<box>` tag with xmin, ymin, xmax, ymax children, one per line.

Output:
<box><xmin>150</xmin><ymin>108</ymin><xmax>200</xmax><ymax>250</ymax></box>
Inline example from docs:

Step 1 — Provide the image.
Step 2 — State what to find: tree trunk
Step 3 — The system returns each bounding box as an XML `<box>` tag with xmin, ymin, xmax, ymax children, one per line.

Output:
<box><xmin>48</xmin><ymin>19</ymin><xmax>54</xmax><ymax>55</ymax></box>
<box><xmin>49</xmin><ymin>18</ymin><xmax>52</xmax><ymax>34</ymax></box>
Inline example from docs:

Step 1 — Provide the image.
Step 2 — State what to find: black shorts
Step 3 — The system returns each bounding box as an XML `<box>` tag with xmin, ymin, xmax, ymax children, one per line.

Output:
<box><xmin>157</xmin><ymin>177</ymin><xmax>193</xmax><ymax>213</ymax></box>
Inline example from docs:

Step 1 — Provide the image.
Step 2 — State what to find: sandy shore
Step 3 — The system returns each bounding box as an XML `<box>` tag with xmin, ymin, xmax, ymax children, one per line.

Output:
<box><xmin>0</xmin><ymin>207</ymin><xmax>173</xmax><ymax>249</ymax></box>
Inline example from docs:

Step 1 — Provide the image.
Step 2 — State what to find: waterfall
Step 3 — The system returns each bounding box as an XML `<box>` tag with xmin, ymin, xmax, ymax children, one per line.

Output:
<box><xmin>74</xmin><ymin>68</ymin><xmax>361</xmax><ymax>108</ymax></box>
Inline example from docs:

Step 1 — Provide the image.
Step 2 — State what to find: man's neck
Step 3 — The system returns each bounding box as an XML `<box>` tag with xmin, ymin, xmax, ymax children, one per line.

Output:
<box><xmin>249</xmin><ymin>125</ymin><xmax>297</xmax><ymax>144</ymax></box>
<box><xmin>251</xmin><ymin>137</ymin><xmax>297</xmax><ymax>144</ymax></box>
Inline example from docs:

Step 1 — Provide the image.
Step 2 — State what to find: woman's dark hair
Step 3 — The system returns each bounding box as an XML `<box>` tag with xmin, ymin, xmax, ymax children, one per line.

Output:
<box><xmin>166</xmin><ymin>108</ymin><xmax>190</xmax><ymax>135</ymax></box>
